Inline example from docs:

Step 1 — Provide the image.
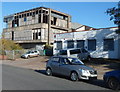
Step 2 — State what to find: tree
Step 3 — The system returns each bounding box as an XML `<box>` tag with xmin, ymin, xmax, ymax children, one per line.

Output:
<box><xmin>0</xmin><ymin>39</ymin><xmax>23</xmax><ymax>55</ymax></box>
<box><xmin>106</xmin><ymin>1</ymin><xmax>120</xmax><ymax>33</ymax></box>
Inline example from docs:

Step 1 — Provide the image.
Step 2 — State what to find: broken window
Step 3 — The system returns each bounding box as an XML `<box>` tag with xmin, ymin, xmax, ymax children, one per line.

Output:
<box><xmin>38</xmin><ymin>14</ymin><xmax>41</xmax><ymax>23</ymax></box>
<box><xmin>51</xmin><ymin>17</ymin><xmax>57</xmax><ymax>25</ymax></box>
<box><xmin>33</xmin><ymin>29</ymin><xmax>41</xmax><ymax>40</ymax></box>
<box><xmin>30</xmin><ymin>12</ymin><xmax>32</xmax><ymax>16</ymax></box>
<box><xmin>22</xmin><ymin>14</ymin><xmax>24</xmax><ymax>18</ymax></box>
<box><xmin>12</xmin><ymin>19</ymin><xmax>19</xmax><ymax>27</ymax></box>
<box><xmin>33</xmin><ymin>12</ymin><xmax>35</xmax><ymax>15</ymax></box>
<box><xmin>43</xmin><ymin>14</ymin><xmax>48</xmax><ymax>23</ymax></box>
<box><xmin>12</xmin><ymin>31</ymin><xmax>14</xmax><ymax>40</ymax></box>
<box><xmin>46</xmin><ymin>11</ymin><xmax>48</xmax><ymax>14</ymax></box>
<box><xmin>19</xmin><ymin>15</ymin><xmax>21</xmax><ymax>18</ymax></box>
<box><xmin>43</xmin><ymin>10</ymin><xmax>45</xmax><ymax>13</ymax></box>
<box><xmin>24</xmin><ymin>14</ymin><xmax>26</xmax><ymax>17</ymax></box>
<box><xmin>33</xmin><ymin>33</ymin><xmax>35</xmax><ymax>40</ymax></box>
<box><xmin>36</xmin><ymin>32</ymin><xmax>38</xmax><ymax>40</ymax></box>
<box><xmin>53</xmin><ymin>17</ymin><xmax>57</xmax><ymax>25</ymax></box>
<box><xmin>39</xmin><ymin>10</ymin><xmax>41</xmax><ymax>14</ymax></box>
<box><xmin>36</xmin><ymin>10</ymin><xmax>38</xmax><ymax>14</ymax></box>
<box><xmin>39</xmin><ymin>32</ymin><xmax>41</xmax><ymax>36</ymax></box>
<box><xmin>27</xmin><ymin>13</ymin><xmax>29</xmax><ymax>16</ymax></box>
<box><xmin>12</xmin><ymin>20</ymin><xmax>14</xmax><ymax>27</ymax></box>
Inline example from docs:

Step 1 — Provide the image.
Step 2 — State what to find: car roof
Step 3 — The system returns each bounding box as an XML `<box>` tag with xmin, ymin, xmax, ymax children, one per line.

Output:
<box><xmin>60</xmin><ymin>48</ymin><xmax>81</xmax><ymax>51</ymax></box>
<box><xmin>51</xmin><ymin>56</ymin><xmax>77</xmax><ymax>59</ymax></box>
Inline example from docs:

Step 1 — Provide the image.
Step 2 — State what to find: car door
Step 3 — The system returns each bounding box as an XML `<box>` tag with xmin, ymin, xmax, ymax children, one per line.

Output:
<box><xmin>50</xmin><ymin>57</ymin><xmax>60</xmax><ymax>74</ymax></box>
<box><xmin>78</xmin><ymin>49</ymin><xmax>84</xmax><ymax>60</ymax></box>
<box><xmin>34</xmin><ymin>51</ymin><xmax>38</xmax><ymax>56</ymax></box>
<box><xmin>81</xmin><ymin>49</ymin><xmax>89</xmax><ymax>60</ymax></box>
<box><xmin>31</xmin><ymin>51</ymin><xmax>35</xmax><ymax>57</ymax></box>
<box><xmin>59</xmin><ymin>58</ymin><xmax>71</xmax><ymax>76</ymax></box>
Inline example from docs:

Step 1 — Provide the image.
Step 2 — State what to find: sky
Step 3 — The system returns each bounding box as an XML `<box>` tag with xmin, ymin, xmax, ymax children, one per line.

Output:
<box><xmin>1</xmin><ymin>2</ymin><xmax>118</xmax><ymax>35</ymax></box>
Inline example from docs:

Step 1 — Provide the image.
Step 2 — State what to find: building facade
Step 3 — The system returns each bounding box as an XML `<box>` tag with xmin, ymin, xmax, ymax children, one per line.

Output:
<box><xmin>54</xmin><ymin>27</ymin><xmax>120</xmax><ymax>59</ymax></box>
<box><xmin>3</xmin><ymin>7</ymin><xmax>71</xmax><ymax>49</ymax></box>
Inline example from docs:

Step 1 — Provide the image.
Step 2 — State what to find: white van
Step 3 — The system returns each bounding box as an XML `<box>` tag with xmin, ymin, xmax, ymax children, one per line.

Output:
<box><xmin>57</xmin><ymin>48</ymin><xmax>91</xmax><ymax>61</ymax></box>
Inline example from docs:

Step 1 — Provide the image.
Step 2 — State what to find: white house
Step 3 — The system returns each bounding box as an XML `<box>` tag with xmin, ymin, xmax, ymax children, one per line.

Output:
<box><xmin>54</xmin><ymin>27</ymin><xmax>120</xmax><ymax>59</ymax></box>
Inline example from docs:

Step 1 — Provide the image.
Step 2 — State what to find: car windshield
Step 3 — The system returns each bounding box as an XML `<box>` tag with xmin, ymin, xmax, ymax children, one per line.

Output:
<box><xmin>26</xmin><ymin>51</ymin><xmax>31</xmax><ymax>54</ymax></box>
<box><xmin>59</xmin><ymin>50</ymin><xmax>67</xmax><ymax>55</ymax></box>
<box><xmin>68</xmin><ymin>58</ymin><xmax>84</xmax><ymax>65</ymax></box>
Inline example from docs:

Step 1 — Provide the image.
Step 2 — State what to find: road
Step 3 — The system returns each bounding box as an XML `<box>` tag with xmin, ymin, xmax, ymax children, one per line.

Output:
<box><xmin>2</xmin><ymin>64</ymin><xmax>110</xmax><ymax>90</ymax></box>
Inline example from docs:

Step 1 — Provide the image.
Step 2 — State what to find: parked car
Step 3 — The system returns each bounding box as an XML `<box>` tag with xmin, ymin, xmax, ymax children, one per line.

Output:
<box><xmin>103</xmin><ymin>70</ymin><xmax>120</xmax><ymax>90</ymax></box>
<box><xmin>21</xmin><ymin>50</ymin><xmax>40</xmax><ymax>59</ymax></box>
<box><xmin>46</xmin><ymin>56</ymin><xmax>97</xmax><ymax>81</ymax></box>
<box><xmin>56</xmin><ymin>48</ymin><xmax>91</xmax><ymax>61</ymax></box>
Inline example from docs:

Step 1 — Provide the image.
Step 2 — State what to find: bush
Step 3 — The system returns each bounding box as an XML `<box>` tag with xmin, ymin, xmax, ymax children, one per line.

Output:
<box><xmin>44</xmin><ymin>44</ymin><xmax>53</xmax><ymax>56</ymax></box>
<box><xmin>0</xmin><ymin>39</ymin><xmax>23</xmax><ymax>55</ymax></box>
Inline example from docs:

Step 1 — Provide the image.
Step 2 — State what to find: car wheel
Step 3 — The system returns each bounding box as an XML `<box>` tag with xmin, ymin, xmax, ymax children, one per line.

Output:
<box><xmin>107</xmin><ymin>77</ymin><xmax>120</xmax><ymax>90</ymax></box>
<box><xmin>87</xmin><ymin>56</ymin><xmax>91</xmax><ymax>61</ymax></box>
<box><xmin>27</xmin><ymin>55</ymin><xmax>30</xmax><ymax>59</ymax></box>
<box><xmin>70</xmin><ymin>72</ymin><xmax>79</xmax><ymax>81</ymax></box>
<box><xmin>46</xmin><ymin>68</ymin><xmax>52</xmax><ymax>76</ymax></box>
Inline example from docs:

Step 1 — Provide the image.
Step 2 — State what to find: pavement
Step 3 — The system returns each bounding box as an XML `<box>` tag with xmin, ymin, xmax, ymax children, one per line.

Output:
<box><xmin>2</xmin><ymin>64</ymin><xmax>110</xmax><ymax>90</ymax></box>
<box><xmin>1</xmin><ymin>56</ymin><xmax>49</xmax><ymax>70</ymax></box>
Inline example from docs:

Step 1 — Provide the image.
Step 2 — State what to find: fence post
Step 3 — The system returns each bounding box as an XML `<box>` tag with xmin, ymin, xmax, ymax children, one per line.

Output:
<box><xmin>12</xmin><ymin>50</ymin><xmax>15</xmax><ymax>60</ymax></box>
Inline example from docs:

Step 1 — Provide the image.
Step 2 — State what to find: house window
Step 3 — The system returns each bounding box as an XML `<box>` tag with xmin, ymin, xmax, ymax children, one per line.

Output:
<box><xmin>76</xmin><ymin>40</ymin><xmax>85</xmax><ymax>49</ymax></box>
<box><xmin>88</xmin><ymin>39</ymin><xmax>96</xmax><ymax>51</ymax></box>
<box><xmin>104</xmin><ymin>39</ymin><xmax>114</xmax><ymax>51</ymax></box>
<box><xmin>55</xmin><ymin>41</ymin><xmax>62</xmax><ymax>50</ymax></box>
<box><xmin>67</xmin><ymin>40</ymin><xmax>74</xmax><ymax>49</ymax></box>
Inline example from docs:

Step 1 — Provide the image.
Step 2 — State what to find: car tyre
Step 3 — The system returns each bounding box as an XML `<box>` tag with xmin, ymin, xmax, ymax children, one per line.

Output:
<box><xmin>27</xmin><ymin>55</ymin><xmax>30</xmax><ymax>59</ymax></box>
<box><xmin>70</xmin><ymin>72</ymin><xmax>79</xmax><ymax>81</ymax></box>
<box><xmin>107</xmin><ymin>77</ymin><xmax>120</xmax><ymax>90</ymax></box>
<box><xmin>87</xmin><ymin>56</ymin><xmax>91</xmax><ymax>61</ymax></box>
<box><xmin>46</xmin><ymin>68</ymin><xmax>52</xmax><ymax>76</ymax></box>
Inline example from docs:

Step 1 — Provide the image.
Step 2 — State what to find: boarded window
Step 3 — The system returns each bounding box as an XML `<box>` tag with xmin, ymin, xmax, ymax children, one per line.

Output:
<box><xmin>76</xmin><ymin>40</ymin><xmax>85</xmax><ymax>49</ymax></box>
<box><xmin>67</xmin><ymin>40</ymin><xmax>74</xmax><ymax>49</ymax></box>
<box><xmin>104</xmin><ymin>39</ymin><xmax>114</xmax><ymax>51</ymax></box>
<box><xmin>88</xmin><ymin>39</ymin><xmax>96</xmax><ymax>51</ymax></box>
<box><xmin>55</xmin><ymin>41</ymin><xmax>62</xmax><ymax>50</ymax></box>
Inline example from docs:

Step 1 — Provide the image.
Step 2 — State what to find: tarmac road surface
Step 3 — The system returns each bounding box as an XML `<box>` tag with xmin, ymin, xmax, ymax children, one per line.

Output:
<box><xmin>2</xmin><ymin>64</ymin><xmax>110</xmax><ymax>90</ymax></box>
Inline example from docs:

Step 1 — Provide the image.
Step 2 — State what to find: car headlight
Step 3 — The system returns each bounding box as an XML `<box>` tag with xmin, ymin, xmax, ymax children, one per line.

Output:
<box><xmin>81</xmin><ymin>69</ymin><xmax>90</xmax><ymax>76</ymax></box>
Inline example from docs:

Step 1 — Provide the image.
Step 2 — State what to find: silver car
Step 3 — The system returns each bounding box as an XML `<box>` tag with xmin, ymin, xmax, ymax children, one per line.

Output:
<box><xmin>46</xmin><ymin>56</ymin><xmax>97</xmax><ymax>81</ymax></box>
<box><xmin>21</xmin><ymin>50</ymin><xmax>40</xmax><ymax>59</ymax></box>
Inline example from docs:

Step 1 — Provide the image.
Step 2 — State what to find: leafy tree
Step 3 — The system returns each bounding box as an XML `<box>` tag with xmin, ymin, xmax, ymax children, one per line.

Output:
<box><xmin>0</xmin><ymin>39</ymin><xmax>23</xmax><ymax>55</ymax></box>
<box><xmin>106</xmin><ymin>1</ymin><xmax>120</xmax><ymax>33</ymax></box>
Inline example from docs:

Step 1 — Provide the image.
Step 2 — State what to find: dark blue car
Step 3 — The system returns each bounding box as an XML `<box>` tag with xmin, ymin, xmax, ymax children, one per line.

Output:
<box><xmin>103</xmin><ymin>70</ymin><xmax>120</xmax><ymax>90</ymax></box>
